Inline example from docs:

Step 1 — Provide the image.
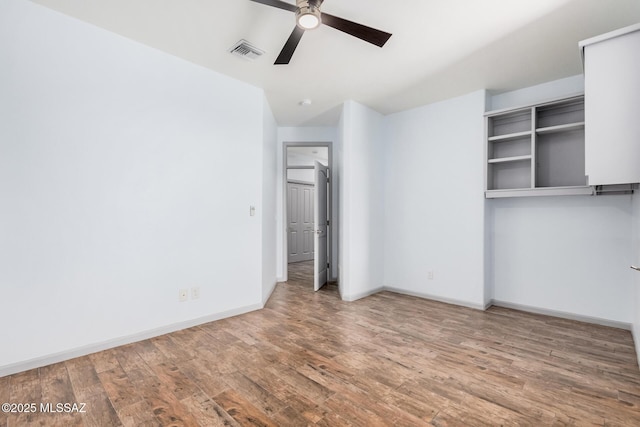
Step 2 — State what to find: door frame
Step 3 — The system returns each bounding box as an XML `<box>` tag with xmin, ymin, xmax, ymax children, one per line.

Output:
<box><xmin>282</xmin><ymin>142</ymin><xmax>334</xmax><ymax>284</ymax></box>
<box><xmin>313</xmin><ymin>161</ymin><xmax>329</xmax><ymax>291</ymax></box>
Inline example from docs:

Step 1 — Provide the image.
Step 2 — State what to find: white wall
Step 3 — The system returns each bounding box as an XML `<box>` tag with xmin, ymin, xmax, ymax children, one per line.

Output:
<box><xmin>276</xmin><ymin>127</ymin><xmax>338</xmax><ymax>281</ymax></box>
<box><xmin>489</xmin><ymin>76</ymin><xmax>634</xmax><ymax>325</ymax></box>
<box><xmin>632</xmin><ymin>194</ymin><xmax>640</xmax><ymax>364</ymax></box>
<box><xmin>262</xmin><ymin>98</ymin><xmax>278</xmax><ymax>304</ymax></box>
<box><xmin>490</xmin><ymin>75</ymin><xmax>585</xmax><ymax>110</ymax></box>
<box><xmin>0</xmin><ymin>0</ymin><xmax>270</xmax><ymax>375</ymax></box>
<box><xmin>336</xmin><ymin>115</ymin><xmax>345</xmax><ymax>299</ymax></box>
<box><xmin>491</xmin><ymin>196</ymin><xmax>633</xmax><ymax>323</ymax></box>
<box><xmin>383</xmin><ymin>91</ymin><xmax>487</xmax><ymax>308</ymax></box>
<box><xmin>339</xmin><ymin>101</ymin><xmax>386</xmax><ymax>301</ymax></box>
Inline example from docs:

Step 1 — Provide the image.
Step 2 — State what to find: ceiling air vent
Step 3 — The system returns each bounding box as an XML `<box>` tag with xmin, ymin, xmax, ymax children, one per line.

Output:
<box><xmin>228</xmin><ymin>39</ymin><xmax>265</xmax><ymax>61</ymax></box>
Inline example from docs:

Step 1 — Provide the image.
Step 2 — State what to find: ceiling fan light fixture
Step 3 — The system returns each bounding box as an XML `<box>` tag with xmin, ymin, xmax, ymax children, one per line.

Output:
<box><xmin>250</xmin><ymin>0</ymin><xmax>392</xmax><ymax>65</ymax></box>
<box><xmin>296</xmin><ymin>6</ymin><xmax>321</xmax><ymax>30</ymax></box>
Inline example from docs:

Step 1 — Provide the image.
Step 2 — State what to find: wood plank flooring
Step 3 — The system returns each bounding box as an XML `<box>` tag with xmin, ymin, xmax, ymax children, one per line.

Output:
<box><xmin>2</xmin><ymin>261</ymin><xmax>640</xmax><ymax>425</ymax></box>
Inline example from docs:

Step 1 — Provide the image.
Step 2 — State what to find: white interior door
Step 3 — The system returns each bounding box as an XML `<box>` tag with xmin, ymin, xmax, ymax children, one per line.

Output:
<box><xmin>314</xmin><ymin>161</ymin><xmax>329</xmax><ymax>291</ymax></box>
<box><xmin>287</xmin><ymin>183</ymin><xmax>314</xmax><ymax>263</ymax></box>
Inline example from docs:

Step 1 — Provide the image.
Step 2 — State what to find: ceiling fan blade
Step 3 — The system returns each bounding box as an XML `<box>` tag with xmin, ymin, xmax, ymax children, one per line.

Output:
<box><xmin>275</xmin><ymin>26</ymin><xmax>305</xmax><ymax>64</ymax></box>
<box><xmin>321</xmin><ymin>13</ymin><xmax>392</xmax><ymax>47</ymax></box>
<box><xmin>248</xmin><ymin>0</ymin><xmax>297</xmax><ymax>13</ymax></box>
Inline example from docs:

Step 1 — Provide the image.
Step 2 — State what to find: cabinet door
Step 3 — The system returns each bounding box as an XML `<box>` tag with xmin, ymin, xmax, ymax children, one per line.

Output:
<box><xmin>583</xmin><ymin>27</ymin><xmax>640</xmax><ymax>185</ymax></box>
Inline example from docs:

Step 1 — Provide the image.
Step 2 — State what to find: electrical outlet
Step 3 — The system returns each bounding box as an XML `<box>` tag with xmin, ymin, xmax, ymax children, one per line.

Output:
<box><xmin>428</xmin><ymin>271</ymin><xmax>434</xmax><ymax>280</ymax></box>
<box><xmin>191</xmin><ymin>287</ymin><xmax>200</xmax><ymax>300</ymax></box>
<box><xmin>179</xmin><ymin>289</ymin><xmax>188</xmax><ymax>302</ymax></box>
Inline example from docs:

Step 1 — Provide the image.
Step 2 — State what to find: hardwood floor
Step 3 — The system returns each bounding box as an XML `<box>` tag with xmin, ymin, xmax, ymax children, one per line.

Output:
<box><xmin>286</xmin><ymin>260</ymin><xmax>314</xmax><ymax>285</ymax></box>
<box><xmin>3</xmin><ymin>264</ymin><xmax>640</xmax><ymax>426</ymax></box>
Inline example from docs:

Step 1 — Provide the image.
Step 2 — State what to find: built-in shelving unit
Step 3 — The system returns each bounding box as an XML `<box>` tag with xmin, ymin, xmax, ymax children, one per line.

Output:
<box><xmin>485</xmin><ymin>95</ymin><xmax>592</xmax><ymax>198</ymax></box>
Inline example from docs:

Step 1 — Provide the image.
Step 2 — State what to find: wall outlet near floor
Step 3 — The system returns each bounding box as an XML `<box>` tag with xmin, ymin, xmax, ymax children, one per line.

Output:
<box><xmin>179</xmin><ymin>288</ymin><xmax>188</xmax><ymax>302</ymax></box>
<box><xmin>191</xmin><ymin>287</ymin><xmax>200</xmax><ymax>300</ymax></box>
<box><xmin>428</xmin><ymin>271</ymin><xmax>434</xmax><ymax>280</ymax></box>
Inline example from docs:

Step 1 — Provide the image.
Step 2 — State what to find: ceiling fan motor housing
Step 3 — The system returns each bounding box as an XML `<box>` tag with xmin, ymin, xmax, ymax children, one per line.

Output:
<box><xmin>296</xmin><ymin>0</ymin><xmax>322</xmax><ymax>29</ymax></box>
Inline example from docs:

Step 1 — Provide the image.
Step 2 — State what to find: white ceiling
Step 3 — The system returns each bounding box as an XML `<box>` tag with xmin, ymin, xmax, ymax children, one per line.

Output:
<box><xmin>287</xmin><ymin>146</ymin><xmax>329</xmax><ymax>166</ymax></box>
<box><xmin>30</xmin><ymin>0</ymin><xmax>640</xmax><ymax>126</ymax></box>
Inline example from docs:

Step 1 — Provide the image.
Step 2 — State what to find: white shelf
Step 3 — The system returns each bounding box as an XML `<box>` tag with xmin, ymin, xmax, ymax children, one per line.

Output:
<box><xmin>486</xmin><ymin>186</ymin><xmax>594</xmax><ymax>199</ymax></box>
<box><xmin>536</xmin><ymin>122</ymin><xmax>585</xmax><ymax>135</ymax></box>
<box><xmin>488</xmin><ymin>155</ymin><xmax>531</xmax><ymax>164</ymax></box>
<box><xmin>488</xmin><ymin>131</ymin><xmax>532</xmax><ymax>142</ymax></box>
<box><xmin>485</xmin><ymin>95</ymin><xmax>587</xmax><ymax>196</ymax></box>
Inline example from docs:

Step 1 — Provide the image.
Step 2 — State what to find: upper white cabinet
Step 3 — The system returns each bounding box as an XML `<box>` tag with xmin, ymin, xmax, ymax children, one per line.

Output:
<box><xmin>580</xmin><ymin>24</ymin><xmax>640</xmax><ymax>186</ymax></box>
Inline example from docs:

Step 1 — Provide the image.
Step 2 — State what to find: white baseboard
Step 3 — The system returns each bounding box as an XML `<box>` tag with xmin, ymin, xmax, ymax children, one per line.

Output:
<box><xmin>341</xmin><ymin>285</ymin><xmax>487</xmax><ymax>310</ymax></box>
<box><xmin>341</xmin><ymin>286</ymin><xmax>384</xmax><ymax>302</ymax></box>
<box><xmin>489</xmin><ymin>299</ymin><xmax>632</xmax><ymax>331</ymax></box>
<box><xmin>383</xmin><ymin>287</ymin><xmax>487</xmax><ymax>310</ymax></box>
<box><xmin>632</xmin><ymin>323</ymin><xmax>640</xmax><ymax>369</ymax></box>
<box><xmin>352</xmin><ymin>287</ymin><xmax>633</xmax><ymax>332</ymax></box>
<box><xmin>0</xmin><ymin>303</ymin><xmax>262</xmax><ymax>378</ymax></box>
<box><xmin>262</xmin><ymin>280</ymin><xmax>277</xmax><ymax>306</ymax></box>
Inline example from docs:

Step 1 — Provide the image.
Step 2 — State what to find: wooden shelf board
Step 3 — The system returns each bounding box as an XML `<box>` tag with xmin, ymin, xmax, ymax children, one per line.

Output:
<box><xmin>536</xmin><ymin>122</ymin><xmax>585</xmax><ymax>134</ymax></box>
<box><xmin>488</xmin><ymin>155</ymin><xmax>532</xmax><ymax>164</ymax></box>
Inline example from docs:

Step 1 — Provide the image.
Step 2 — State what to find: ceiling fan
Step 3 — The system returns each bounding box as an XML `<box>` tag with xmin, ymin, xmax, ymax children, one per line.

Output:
<box><xmin>249</xmin><ymin>0</ymin><xmax>392</xmax><ymax>65</ymax></box>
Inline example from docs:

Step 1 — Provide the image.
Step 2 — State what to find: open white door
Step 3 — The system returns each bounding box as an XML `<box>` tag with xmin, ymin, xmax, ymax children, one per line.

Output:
<box><xmin>314</xmin><ymin>161</ymin><xmax>329</xmax><ymax>291</ymax></box>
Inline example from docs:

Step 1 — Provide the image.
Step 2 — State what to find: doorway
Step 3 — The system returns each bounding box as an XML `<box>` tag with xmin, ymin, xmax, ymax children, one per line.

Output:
<box><xmin>287</xmin><ymin>181</ymin><xmax>314</xmax><ymax>263</ymax></box>
<box><xmin>284</xmin><ymin>143</ymin><xmax>333</xmax><ymax>291</ymax></box>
